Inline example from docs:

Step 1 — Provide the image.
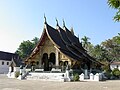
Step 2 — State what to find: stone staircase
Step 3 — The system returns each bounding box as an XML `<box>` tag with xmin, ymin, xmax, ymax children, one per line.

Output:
<box><xmin>25</xmin><ymin>72</ymin><xmax>66</xmax><ymax>81</ymax></box>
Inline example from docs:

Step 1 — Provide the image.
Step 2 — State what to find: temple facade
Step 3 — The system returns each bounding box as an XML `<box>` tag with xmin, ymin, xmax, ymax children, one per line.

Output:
<box><xmin>25</xmin><ymin>19</ymin><xmax>101</xmax><ymax>71</ymax></box>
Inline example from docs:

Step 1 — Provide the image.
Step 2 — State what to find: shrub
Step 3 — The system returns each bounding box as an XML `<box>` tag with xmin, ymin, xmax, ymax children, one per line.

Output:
<box><xmin>102</xmin><ymin>64</ymin><xmax>112</xmax><ymax>79</ymax></box>
<box><xmin>104</xmin><ymin>71</ymin><xmax>112</xmax><ymax>79</ymax></box>
<box><xmin>15</xmin><ymin>71</ymin><xmax>20</xmax><ymax>78</ymax></box>
<box><xmin>102</xmin><ymin>64</ymin><xmax>111</xmax><ymax>72</ymax></box>
<box><xmin>73</xmin><ymin>73</ymin><xmax>79</xmax><ymax>81</ymax></box>
<box><xmin>112</xmin><ymin>68</ymin><xmax>120</xmax><ymax>78</ymax></box>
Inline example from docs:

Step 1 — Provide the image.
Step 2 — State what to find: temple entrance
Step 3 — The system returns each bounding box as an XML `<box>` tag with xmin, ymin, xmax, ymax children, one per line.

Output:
<box><xmin>41</xmin><ymin>53</ymin><xmax>56</xmax><ymax>71</ymax></box>
<box><xmin>42</xmin><ymin>53</ymin><xmax>49</xmax><ymax>71</ymax></box>
<box><xmin>49</xmin><ymin>53</ymin><xmax>56</xmax><ymax>71</ymax></box>
<box><xmin>49</xmin><ymin>53</ymin><xmax>55</xmax><ymax>65</ymax></box>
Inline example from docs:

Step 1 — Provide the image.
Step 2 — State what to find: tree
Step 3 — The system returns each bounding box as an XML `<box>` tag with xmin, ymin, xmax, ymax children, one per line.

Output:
<box><xmin>81</xmin><ymin>36</ymin><xmax>91</xmax><ymax>51</ymax></box>
<box><xmin>108</xmin><ymin>0</ymin><xmax>120</xmax><ymax>21</ymax></box>
<box><xmin>101</xmin><ymin>33</ymin><xmax>120</xmax><ymax>62</ymax></box>
<box><xmin>16</xmin><ymin>37</ymin><xmax>39</xmax><ymax>60</ymax></box>
<box><xmin>32</xmin><ymin>37</ymin><xmax>39</xmax><ymax>48</ymax></box>
<box><xmin>91</xmin><ymin>45</ymin><xmax>103</xmax><ymax>61</ymax></box>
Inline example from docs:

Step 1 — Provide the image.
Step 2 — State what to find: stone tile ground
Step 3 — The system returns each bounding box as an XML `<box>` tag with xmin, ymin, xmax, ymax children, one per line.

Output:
<box><xmin>0</xmin><ymin>74</ymin><xmax>120</xmax><ymax>90</ymax></box>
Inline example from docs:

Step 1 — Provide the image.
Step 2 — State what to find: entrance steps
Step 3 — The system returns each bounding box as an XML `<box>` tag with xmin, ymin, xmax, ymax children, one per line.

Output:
<box><xmin>26</xmin><ymin>72</ymin><xmax>66</xmax><ymax>82</ymax></box>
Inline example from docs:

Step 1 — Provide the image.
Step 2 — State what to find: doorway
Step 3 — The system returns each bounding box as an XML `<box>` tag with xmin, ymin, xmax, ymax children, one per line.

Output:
<box><xmin>49</xmin><ymin>53</ymin><xmax>56</xmax><ymax>65</ymax></box>
<box><xmin>42</xmin><ymin>53</ymin><xmax>49</xmax><ymax>71</ymax></box>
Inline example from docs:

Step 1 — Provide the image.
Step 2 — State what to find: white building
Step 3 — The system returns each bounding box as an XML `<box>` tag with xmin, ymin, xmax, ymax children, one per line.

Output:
<box><xmin>0</xmin><ymin>51</ymin><xmax>18</xmax><ymax>74</ymax></box>
<box><xmin>110</xmin><ymin>62</ymin><xmax>120</xmax><ymax>71</ymax></box>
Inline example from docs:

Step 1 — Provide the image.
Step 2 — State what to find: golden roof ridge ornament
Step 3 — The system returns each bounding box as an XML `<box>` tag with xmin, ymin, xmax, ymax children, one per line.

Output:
<box><xmin>56</xmin><ymin>18</ymin><xmax>59</xmax><ymax>26</ymax></box>
<box><xmin>44</xmin><ymin>14</ymin><xmax>47</xmax><ymax>24</ymax></box>
<box><xmin>62</xmin><ymin>19</ymin><xmax>66</xmax><ymax>31</ymax></box>
<box><xmin>78</xmin><ymin>34</ymin><xmax>81</xmax><ymax>43</ymax></box>
<box><xmin>56</xmin><ymin>18</ymin><xmax>59</xmax><ymax>30</ymax></box>
<box><xmin>63</xmin><ymin>19</ymin><xmax>65</xmax><ymax>27</ymax></box>
<box><xmin>70</xmin><ymin>27</ymin><xmax>74</xmax><ymax>35</ymax></box>
<box><xmin>78</xmin><ymin>34</ymin><xmax>79</xmax><ymax>39</ymax></box>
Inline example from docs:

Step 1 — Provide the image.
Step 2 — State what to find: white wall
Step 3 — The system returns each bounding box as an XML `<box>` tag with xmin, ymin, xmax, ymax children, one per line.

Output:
<box><xmin>0</xmin><ymin>60</ymin><xmax>11</xmax><ymax>74</ymax></box>
<box><xmin>14</xmin><ymin>67</ymin><xmax>20</xmax><ymax>72</ymax></box>
<box><xmin>27</xmin><ymin>72</ymin><xmax>66</xmax><ymax>81</ymax></box>
<box><xmin>110</xmin><ymin>64</ymin><xmax>120</xmax><ymax>71</ymax></box>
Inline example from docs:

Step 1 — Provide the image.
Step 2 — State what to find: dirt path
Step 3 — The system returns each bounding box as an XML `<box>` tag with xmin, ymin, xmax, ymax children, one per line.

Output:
<box><xmin>0</xmin><ymin>74</ymin><xmax>120</xmax><ymax>90</ymax></box>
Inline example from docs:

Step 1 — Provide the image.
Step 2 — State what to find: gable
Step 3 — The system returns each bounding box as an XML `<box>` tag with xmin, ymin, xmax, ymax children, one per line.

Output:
<box><xmin>40</xmin><ymin>35</ymin><xmax>56</xmax><ymax>55</ymax></box>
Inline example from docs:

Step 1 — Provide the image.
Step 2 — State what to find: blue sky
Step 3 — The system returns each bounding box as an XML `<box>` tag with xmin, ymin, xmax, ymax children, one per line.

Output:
<box><xmin>0</xmin><ymin>0</ymin><xmax>119</xmax><ymax>53</ymax></box>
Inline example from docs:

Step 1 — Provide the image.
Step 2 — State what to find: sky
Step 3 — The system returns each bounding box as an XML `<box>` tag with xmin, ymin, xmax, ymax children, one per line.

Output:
<box><xmin>0</xmin><ymin>0</ymin><xmax>120</xmax><ymax>53</ymax></box>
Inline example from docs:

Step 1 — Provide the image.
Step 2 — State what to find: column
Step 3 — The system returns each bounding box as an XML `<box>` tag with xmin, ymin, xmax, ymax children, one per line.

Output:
<box><xmin>39</xmin><ymin>57</ymin><xmax>42</xmax><ymax>67</ymax></box>
<box><xmin>56</xmin><ymin>49</ymin><xmax>59</xmax><ymax>66</ymax></box>
<box><xmin>39</xmin><ymin>52</ymin><xmax>42</xmax><ymax>68</ymax></box>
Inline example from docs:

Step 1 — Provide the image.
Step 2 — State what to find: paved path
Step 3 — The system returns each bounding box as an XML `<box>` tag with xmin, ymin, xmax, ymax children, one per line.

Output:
<box><xmin>0</xmin><ymin>74</ymin><xmax>120</xmax><ymax>90</ymax></box>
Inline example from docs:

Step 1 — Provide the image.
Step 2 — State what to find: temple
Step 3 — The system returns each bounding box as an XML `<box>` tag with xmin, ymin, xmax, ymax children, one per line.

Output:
<box><xmin>25</xmin><ymin>18</ymin><xmax>101</xmax><ymax>72</ymax></box>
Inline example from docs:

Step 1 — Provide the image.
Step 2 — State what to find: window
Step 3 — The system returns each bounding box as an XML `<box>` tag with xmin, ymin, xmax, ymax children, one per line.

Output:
<box><xmin>2</xmin><ymin>61</ymin><xmax>4</xmax><ymax>65</ymax></box>
<box><xmin>7</xmin><ymin>62</ymin><xmax>9</xmax><ymax>65</ymax></box>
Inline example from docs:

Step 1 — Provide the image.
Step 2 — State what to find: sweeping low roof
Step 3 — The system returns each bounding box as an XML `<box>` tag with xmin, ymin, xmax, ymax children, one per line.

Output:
<box><xmin>26</xmin><ymin>20</ymin><xmax>101</xmax><ymax>64</ymax></box>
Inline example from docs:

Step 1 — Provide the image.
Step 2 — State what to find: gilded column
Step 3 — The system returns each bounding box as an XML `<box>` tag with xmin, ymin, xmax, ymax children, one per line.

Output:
<box><xmin>55</xmin><ymin>49</ymin><xmax>59</xmax><ymax>66</ymax></box>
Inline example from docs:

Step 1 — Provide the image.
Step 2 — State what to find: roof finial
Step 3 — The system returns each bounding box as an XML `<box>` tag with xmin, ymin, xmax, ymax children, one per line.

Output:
<box><xmin>56</xmin><ymin>18</ymin><xmax>59</xmax><ymax>26</ymax></box>
<box><xmin>78</xmin><ymin>34</ymin><xmax>80</xmax><ymax>42</ymax></box>
<box><xmin>70</xmin><ymin>27</ymin><xmax>74</xmax><ymax>35</ymax></box>
<box><xmin>78</xmin><ymin>34</ymin><xmax>79</xmax><ymax>39</ymax></box>
<box><xmin>63</xmin><ymin>19</ymin><xmax>65</xmax><ymax>27</ymax></box>
<box><xmin>44</xmin><ymin>13</ymin><xmax>47</xmax><ymax>24</ymax></box>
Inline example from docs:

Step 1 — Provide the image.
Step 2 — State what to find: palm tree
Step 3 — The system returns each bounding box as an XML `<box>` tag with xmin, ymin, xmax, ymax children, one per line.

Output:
<box><xmin>81</xmin><ymin>36</ymin><xmax>91</xmax><ymax>50</ymax></box>
<box><xmin>108</xmin><ymin>0</ymin><xmax>120</xmax><ymax>21</ymax></box>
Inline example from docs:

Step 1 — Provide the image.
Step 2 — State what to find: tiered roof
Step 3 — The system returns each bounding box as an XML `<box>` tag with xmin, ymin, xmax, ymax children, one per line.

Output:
<box><xmin>26</xmin><ymin>18</ymin><xmax>101</xmax><ymax>64</ymax></box>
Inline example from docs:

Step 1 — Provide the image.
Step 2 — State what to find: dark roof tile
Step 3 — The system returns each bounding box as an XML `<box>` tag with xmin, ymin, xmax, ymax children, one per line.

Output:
<box><xmin>0</xmin><ymin>51</ymin><xmax>18</xmax><ymax>61</ymax></box>
<box><xmin>26</xmin><ymin>21</ymin><xmax>101</xmax><ymax>64</ymax></box>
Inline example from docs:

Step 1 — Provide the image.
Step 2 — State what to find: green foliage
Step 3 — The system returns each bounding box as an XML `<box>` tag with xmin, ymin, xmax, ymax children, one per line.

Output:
<box><xmin>73</xmin><ymin>73</ymin><xmax>79</xmax><ymax>81</ymax></box>
<box><xmin>102</xmin><ymin>64</ymin><xmax>112</xmax><ymax>79</ymax></box>
<box><xmin>81</xmin><ymin>36</ymin><xmax>91</xmax><ymax>51</ymax></box>
<box><xmin>16</xmin><ymin>37</ymin><xmax>39</xmax><ymax>60</ymax></box>
<box><xmin>91</xmin><ymin>45</ymin><xmax>108</xmax><ymax>62</ymax></box>
<box><xmin>108</xmin><ymin>0</ymin><xmax>120</xmax><ymax>21</ymax></box>
<box><xmin>112</xmin><ymin>68</ymin><xmax>120</xmax><ymax>78</ymax></box>
<box><xmin>102</xmin><ymin>64</ymin><xmax>110</xmax><ymax>72</ymax></box>
<box><xmin>16</xmin><ymin>40</ymin><xmax>34</xmax><ymax>59</ymax></box>
<box><xmin>108</xmin><ymin>0</ymin><xmax>120</xmax><ymax>9</ymax></box>
<box><xmin>101</xmin><ymin>33</ymin><xmax>120</xmax><ymax>62</ymax></box>
<box><xmin>81</xmin><ymin>33</ymin><xmax>120</xmax><ymax>64</ymax></box>
<box><xmin>105</xmin><ymin>71</ymin><xmax>112</xmax><ymax>79</ymax></box>
<box><xmin>114</xmin><ymin>9</ymin><xmax>120</xmax><ymax>21</ymax></box>
<box><xmin>32</xmin><ymin>37</ymin><xmax>39</xmax><ymax>47</ymax></box>
<box><xmin>15</xmin><ymin>71</ymin><xmax>20</xmax><ymax>78</ymax></box>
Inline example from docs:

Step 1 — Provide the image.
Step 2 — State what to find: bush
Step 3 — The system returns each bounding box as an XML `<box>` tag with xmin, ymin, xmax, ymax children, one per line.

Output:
<box><xmin>15</xmin><ymin>71</ymin><xmax>20</xmax><ymax>78</ymax></box>
<box><xmin>102</xmin><ymin>64</ymin><xmax>111</xmax><ymax>72</ymax></box>
<box><xmin>73</xmin><ymin>73</ymin><xmax>79</xmax><ymax>81</ymax></box>
<box><xmin>112</xmin><ymin>68</ymin><xmax>120</xmax><ymax>78</ymax></box>
<box><xmin>102</xmin><ymin>64</ymin><xmax>112</xmax><ymax>79</ymax></box>
<box><xmin>104</xmin><ymin>71</ymin><xmax>112</xmax><ymax>79</ymax></box>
